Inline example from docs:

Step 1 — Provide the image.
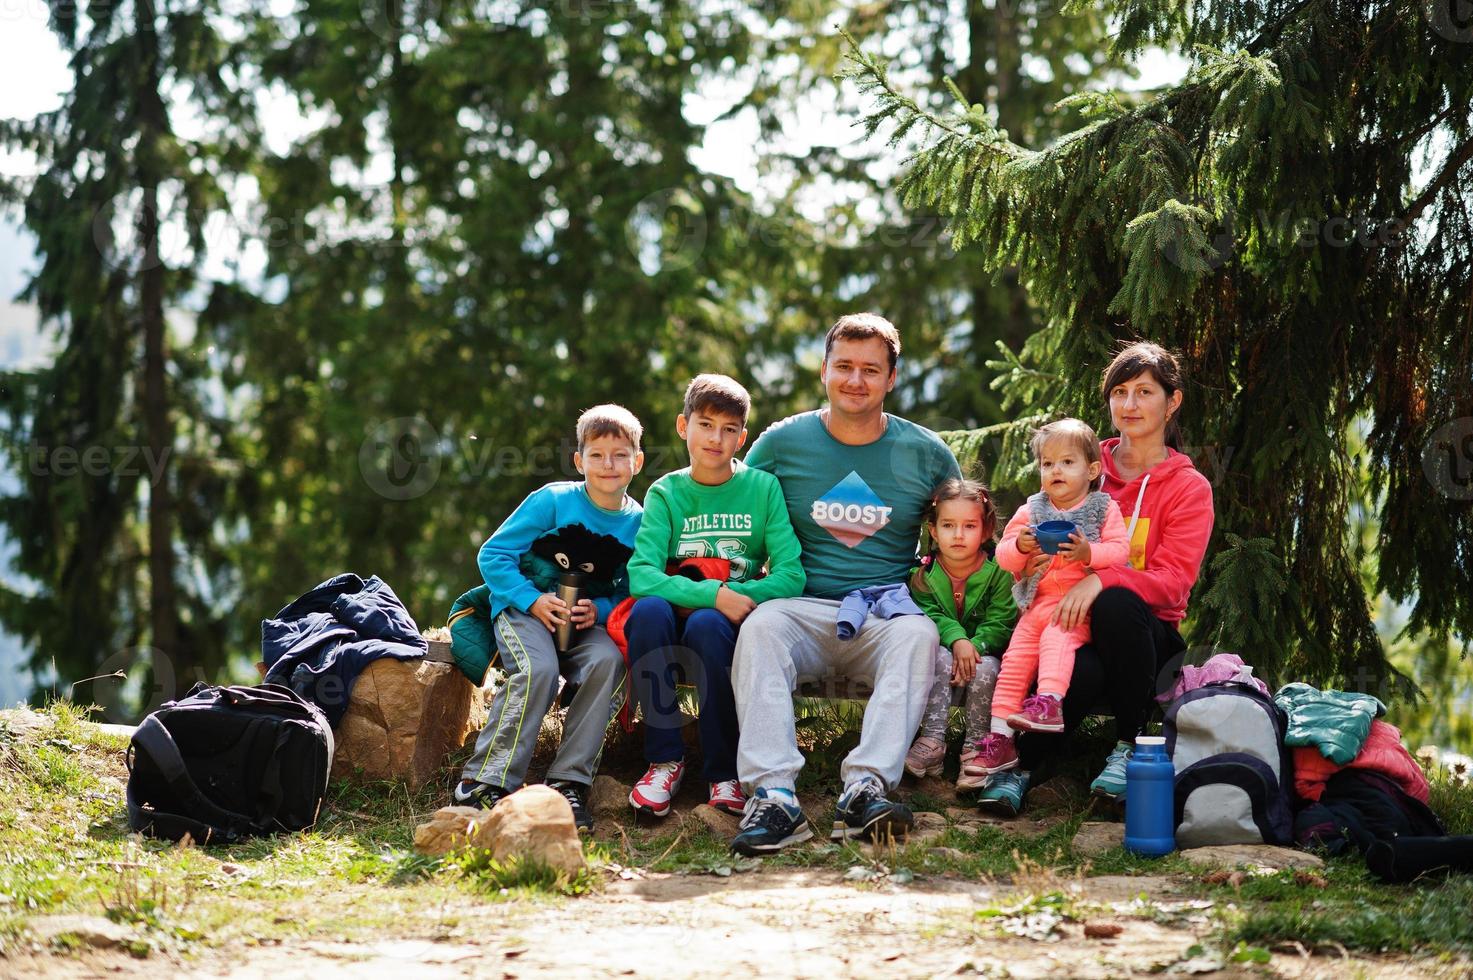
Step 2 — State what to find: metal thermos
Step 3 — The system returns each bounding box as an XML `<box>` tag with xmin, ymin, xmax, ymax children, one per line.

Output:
<box><xmin>554</xmin><ymin>572</ymin><xmax>585</xmax><ymax>652</ymax></box>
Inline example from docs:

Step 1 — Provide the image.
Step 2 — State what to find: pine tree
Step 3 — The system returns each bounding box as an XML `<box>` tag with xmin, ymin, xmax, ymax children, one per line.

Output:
<box><xmin>846</xmin><ymin>0</ymin><xmax>1473</xmax><ymax>690</ymax></box>
<box><xmin>199</xmin><ymin>0</ymin><xmax>818</xmax><ymax>645</ymax></box>
<box><xmin>740</xmin><ymin>1</ymin><xmax>1122</xmax><ymax>431</ymax></box>
<box><xmin>0</xmin><ymin>0</ymin><xmax>255</xmax><ymax>699</ymax></box>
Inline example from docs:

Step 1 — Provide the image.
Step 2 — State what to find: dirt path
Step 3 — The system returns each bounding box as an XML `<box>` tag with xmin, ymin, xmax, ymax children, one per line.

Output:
<box><xmin>10</xmin><ymin>866</ymin><xmax>1458</xmax><ymax>979</ymax></box>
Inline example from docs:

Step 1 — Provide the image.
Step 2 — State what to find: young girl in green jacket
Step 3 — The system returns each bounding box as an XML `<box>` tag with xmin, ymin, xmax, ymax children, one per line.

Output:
<box><xmin>904</xmin><ymin>478</ymin><xmax>1019</xmax><ymax>791</ymax></box>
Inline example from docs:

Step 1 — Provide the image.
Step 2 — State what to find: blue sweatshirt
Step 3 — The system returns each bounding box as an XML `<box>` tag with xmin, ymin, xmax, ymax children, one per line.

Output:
<box><xmin>477</xmin><ymin>481</ymin><xmax>643</xmax><ymax>626</ymax></box>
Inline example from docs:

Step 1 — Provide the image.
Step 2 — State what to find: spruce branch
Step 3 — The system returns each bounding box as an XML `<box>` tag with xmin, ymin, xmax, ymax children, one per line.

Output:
<box><xmin>1384</xmin><ymin>135</ymin><xmax>1473</xmax><ymax>238</ymax></box>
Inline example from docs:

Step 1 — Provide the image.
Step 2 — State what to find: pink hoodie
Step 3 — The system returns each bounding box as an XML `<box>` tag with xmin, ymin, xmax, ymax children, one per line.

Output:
<box><xmin>1093</xmin><ymin>438</ymin><xmax>1215</xmax><ymax>624</ymax></box>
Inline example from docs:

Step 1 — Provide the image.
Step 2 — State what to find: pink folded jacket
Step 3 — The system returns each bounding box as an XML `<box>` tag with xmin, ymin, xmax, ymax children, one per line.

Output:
<box><xmin>1157</xmin><ymin>652</ymin><xmax>1272</xmax><ymax>703</ymax></box>
<box><xmin>1293</xmin><ymin>719</ymin><xmax>1430</xmax><ymax>804</ymax></box>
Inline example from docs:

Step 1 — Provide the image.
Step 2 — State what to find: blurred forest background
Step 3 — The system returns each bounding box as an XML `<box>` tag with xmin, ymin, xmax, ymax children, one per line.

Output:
<box><xmin>1</xmin><ymin>0</ymin><xmax>1469</xmax><ymax>747</ymax></box>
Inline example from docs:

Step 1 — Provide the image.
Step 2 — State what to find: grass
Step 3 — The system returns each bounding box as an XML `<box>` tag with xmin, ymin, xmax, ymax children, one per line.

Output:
<box><xmin>3</xmin><ymin>700</ymin><xmax>1473</xmax><ymax>969</ymax></box>
<box><xmin>0</xmin><ymin>702</ymin><xmax>588</xmax><ymax>958</ymax></box>
<box><xmin>1214</xmin><ymin>862</ymin><xmax>1473</xmax><ymax>955</ymax></box>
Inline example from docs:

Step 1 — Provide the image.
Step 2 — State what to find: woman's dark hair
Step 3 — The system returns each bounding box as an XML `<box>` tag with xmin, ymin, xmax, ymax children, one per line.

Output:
<box><xmin>910</xmin><ymin>477</ymin><xmax>997</xmax><ymax>594</ymax></box>
<box><xmin>1100</xmin><ymin>341</ymin><xmax>1185</xmax><ymax>450</ymax></box>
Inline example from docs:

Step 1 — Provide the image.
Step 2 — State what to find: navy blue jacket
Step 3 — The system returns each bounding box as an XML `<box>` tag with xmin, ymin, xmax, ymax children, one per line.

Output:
<box><xmin>262</xmin><ymin>573</ymin><xmax>426</xmax><ymax>726</ymax></box>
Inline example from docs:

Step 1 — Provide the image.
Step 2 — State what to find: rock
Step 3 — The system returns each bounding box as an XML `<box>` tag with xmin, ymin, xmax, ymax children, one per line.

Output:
<box><xmin>28</xmin><ymin>914</ymin><xmax>137</xmax><ymax>949</ymax></box>
<box><xmin>905</xmin><ymin>809</ymin><xmax>948</xmax><ymax>845</ymax></box>
<box><xmin>413</xmin><ymin>788</ymin><xmax>585</xmax><ymax>873</ymax></box>
<box><xmin>480</xmin><ymin>785</ymin><xmax>586</xmax><ymax>874</ymax></box>
<box><xmin>0</xmin><ymin>708</ymin><xmax>50</xmax><ymax>738</ymax></box>
<box><xmin>332</xmin><ymin>657</ymin><xmax>487</xmax><ymax>787</ymax></box>
<box><xmin>685</xmin><ymin>804</ymin><xmax>740</xmax><ymax>837</ymax></box>
<box><xmin>589</xmin><ymin>774</ymin><xmax>628</xmax><ymax>817</ymax></box>
<box><xmin>913</xmin><ymin>810</ymin><xmax>947</xmax><ymax>830</ymax></box>
<box><xmin>1180</xmin><ymin>844</ymin><xmax>1323</xmax><ymax>871</ymax></box>
<box><xmin>928</xmin><ymin>847</ymin><xmax>967</xmax><ymax>862</ymax></box>
<box><xmin>1072</xmin><ymin>821</ymin><xmax>1125</xmax><ymax>858</ymax></box>
<box><xmin>1024</xmin><ymin>775</ymin><xmax>1086</xmax><ymax>813</ymax></box>
<box><xmin>414</xmin><ymin>805</ymin><xmax>494</xmax><ymax>856</ymax></box>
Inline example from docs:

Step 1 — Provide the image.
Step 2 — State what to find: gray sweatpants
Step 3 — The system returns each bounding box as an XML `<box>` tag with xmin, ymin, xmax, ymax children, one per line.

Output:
<box><xmin>731</xmin><ymin>597</ymin><xmax>938</xmax><ymax>794</ymax></box>
<box><xmin>460</xmin><ymin>608</ymin><xmax>625</xmax><ymax>790</ymax></box>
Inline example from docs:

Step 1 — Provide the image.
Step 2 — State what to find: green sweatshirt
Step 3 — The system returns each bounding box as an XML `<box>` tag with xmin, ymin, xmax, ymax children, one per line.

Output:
<box><xmin>628</xmin><ymin>462</ymin><xmax>805</xmax><ymax>608</ymax></box>
<box><xmin>909</xmin><ymin>556</ymin><xmax>1017</xmax><ymax>655</ymax></box>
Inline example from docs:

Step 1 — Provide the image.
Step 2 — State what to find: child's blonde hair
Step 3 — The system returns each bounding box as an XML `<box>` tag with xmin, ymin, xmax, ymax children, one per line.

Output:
<box><xmin>1029</xmin><ymin>418</ymin><xmax>1103</xmax><ymax>491</ymax></box>
<box><xmin>910</xmin><ymin>477</ymin><xmax>997</xmax><ymax>594</ymax></box>
<box><xmin>576</xmin><ymin>404</ymin><xmax>643</xmax><ymax>452</ymax></box>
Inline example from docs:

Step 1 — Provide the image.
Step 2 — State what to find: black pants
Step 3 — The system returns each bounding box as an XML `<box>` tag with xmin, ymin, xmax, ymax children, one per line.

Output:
<box><xmin>1017</xmin><ymin>586</ymin><xmax>1186</xmax><ymax>770</ymax></box>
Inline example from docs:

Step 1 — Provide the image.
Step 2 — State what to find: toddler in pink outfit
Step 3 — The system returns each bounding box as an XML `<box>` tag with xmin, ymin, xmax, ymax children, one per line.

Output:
<box><xmin>975</xmin><ymin>418</ymin><xmax>1131</xmax><ymax>774</ymax></box>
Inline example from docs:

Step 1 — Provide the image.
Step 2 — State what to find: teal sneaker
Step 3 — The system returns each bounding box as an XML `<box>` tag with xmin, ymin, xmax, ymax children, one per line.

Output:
<box><xmin>1090</xmin><ymin>741</ymin><xmax>1133</xmax><ymax>800</ymax></box>
<box><xmin>976</xmin><ymin>770</ymin><xmax>1030</xmax><ymax>817</ymax></box>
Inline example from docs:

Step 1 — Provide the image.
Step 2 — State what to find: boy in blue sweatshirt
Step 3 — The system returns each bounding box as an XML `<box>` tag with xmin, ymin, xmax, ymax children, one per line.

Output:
<box><xmin>453</xmin><ymin>404</ymin><xmax>644</xmax><ymax>832</ymax></box>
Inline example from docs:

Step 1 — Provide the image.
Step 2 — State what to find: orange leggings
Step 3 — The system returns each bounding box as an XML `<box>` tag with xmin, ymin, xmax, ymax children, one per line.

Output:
<box><xmin>991</xmin><ymin>598</ymin><xmax>1089</xmax><ymax>720</ymax></box>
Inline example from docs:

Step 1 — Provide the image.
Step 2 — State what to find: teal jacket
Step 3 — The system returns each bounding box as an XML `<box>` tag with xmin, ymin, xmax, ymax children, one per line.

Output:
<box><xmin>908</xmin><ymin>555</ymin><xmax>1017</xmax><ymax>656</ymax></box>
<box><xmin>446</xmin><ymin>585</ymin><xmax>497</xmax><ymax>684</ymax></box>
<box><xmin>1274</xmin><ymin>682</ymin><xmax>1387</xmax><ymax>765</ymax></box>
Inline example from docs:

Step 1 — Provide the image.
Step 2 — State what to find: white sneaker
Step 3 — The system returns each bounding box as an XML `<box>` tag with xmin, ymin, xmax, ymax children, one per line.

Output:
<box><xmin>629</xmin><ymin>760</ymin><xmax>686</xmax><ymax>817</ymax></box>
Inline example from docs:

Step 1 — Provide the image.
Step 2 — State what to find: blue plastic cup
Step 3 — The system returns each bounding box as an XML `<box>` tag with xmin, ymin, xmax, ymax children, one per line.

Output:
<box><xmin>1033</xmin><ymin>520</ymin><xmax>1077</xmax><ymax>555</ymax></box>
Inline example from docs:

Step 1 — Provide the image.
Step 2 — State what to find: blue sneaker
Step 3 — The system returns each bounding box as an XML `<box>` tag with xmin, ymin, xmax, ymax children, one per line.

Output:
<box><xmin>730</xmin><ymin>788</ymin><xmax>814</xmax><ymax>856</ymax></box>
<box><xmin>976</xmin><ymin>770</ymin><xmax>1030</xmax><ymax>817</ymax></box>
<box><xmin>832</xmin><ymin>776</ymin><xmax>915</xmax><ymax>842</ymax></box>
<box><xmin>1090</xmin><ymin>741</ymin><xmax>1132</xmax><ymax>801</ymax></box>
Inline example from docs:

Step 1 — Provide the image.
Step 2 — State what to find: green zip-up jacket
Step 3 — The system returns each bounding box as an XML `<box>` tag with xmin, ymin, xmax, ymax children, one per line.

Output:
<box><xmin>909</xmin><ymin>555</ymin><xmax>1017</xmax><ymax>655</ymax></box>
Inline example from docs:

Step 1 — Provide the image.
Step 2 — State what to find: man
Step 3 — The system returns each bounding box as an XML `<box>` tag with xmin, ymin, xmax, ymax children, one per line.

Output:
<box><xmin>729</xmin><ymin>313</ymin><xmax>962</xmax><ymax>855</ymax></box>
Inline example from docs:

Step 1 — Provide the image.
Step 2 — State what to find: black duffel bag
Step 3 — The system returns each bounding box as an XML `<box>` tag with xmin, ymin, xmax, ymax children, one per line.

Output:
<box><xmin>126</xmin><ymin>683</ymin><xmax>335</xmax><ymax>843</ymax></box>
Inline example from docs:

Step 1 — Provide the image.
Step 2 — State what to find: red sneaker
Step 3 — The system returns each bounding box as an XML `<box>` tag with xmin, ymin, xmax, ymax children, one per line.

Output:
<box><xmin>1007</xmin><ymin>694</ymin><xmax>1065</xmax><ymax>733</ymax></box>
<box><xmin>707</xmin><ymin>779</ymin><xmax>746</xmax><ymax>815</ymax></box>
<box><xmin>974</xmin><ymin>733</ymin><xmax>1020</xmax><ymax>774</ymax></box>
<box><xmin>629</xmin><ymin>760</ymin><xmax>685</xmax><ymax>817</ymax></box>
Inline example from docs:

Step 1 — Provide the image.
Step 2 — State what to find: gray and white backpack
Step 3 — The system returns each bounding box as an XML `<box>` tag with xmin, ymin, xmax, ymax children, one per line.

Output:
<box><xmin>1163</xmin><ymin>678</ymin><xmax>1294</xmax><ymax>847</ymax></box>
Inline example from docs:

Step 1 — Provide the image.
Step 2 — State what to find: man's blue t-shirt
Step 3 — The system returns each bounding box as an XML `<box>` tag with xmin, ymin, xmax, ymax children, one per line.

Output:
<box><xmin>744</xmin><ymin>412</ymin><xmax>961</xmax><ymax>599</ymax></box>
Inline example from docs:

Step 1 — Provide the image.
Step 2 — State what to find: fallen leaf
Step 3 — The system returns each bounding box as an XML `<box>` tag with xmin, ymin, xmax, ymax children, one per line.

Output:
<box><xmin>503</xmin><ymin>948</ymin><xmax>526</xmax><ymax>959</ymax></box>
<box><xmin>1292</xmin><ymin>870</ymin><xmax>1327</xmax><ymax>889</ymax></box>
<box><xmin>1084</xmin><ymin>923</ymin><xmax>1123</xmax><ymax>939</ymax></box>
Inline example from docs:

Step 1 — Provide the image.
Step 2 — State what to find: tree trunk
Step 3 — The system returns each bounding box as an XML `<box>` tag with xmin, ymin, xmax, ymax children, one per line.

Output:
<box><xmin>137</xmin><ymin>0</ymin><xmax>184</xmax><ymax>684</ymax></box>
<box><xmin>963</xmin><ymin>0</ymin><xmax>1034</xmax><ymax>388</ymax></box>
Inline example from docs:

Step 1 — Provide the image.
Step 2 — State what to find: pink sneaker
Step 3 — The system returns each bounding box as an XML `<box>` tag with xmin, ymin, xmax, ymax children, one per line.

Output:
<box><xmin>708</xmin><ymin>779</ymin><xmax>746</xmax><ymax>815</ymax></box>
<box><xmin>974</xmin><ymin>733</ymin><xmax>1020</xmax><ymax>774</ymax></box>
<box><xmin>1007</xmin><ymin>694</ymin><xmax>1065</xmax><ymax>733</ymax></box>
<box><xmin>956</xmin><ymin>748</ymin><xmax>988</xmax><ymax>791</ymax></box>
<box><xmin>629</xmin><ymin>760</ymin><xmax>685</xmax><ymax>817</ymax></box>
<box><xmin>904</xmin><ymin>735</ymin><xmax>947</xmax><ymax>778</ymax></box>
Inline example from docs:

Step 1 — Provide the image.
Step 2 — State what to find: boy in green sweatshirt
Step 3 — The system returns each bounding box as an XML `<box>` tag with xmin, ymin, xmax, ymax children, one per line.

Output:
<box><xmin>624</xmin><ymin>375</ymin><xmax>805</xmax><ymax>818</ymax></box>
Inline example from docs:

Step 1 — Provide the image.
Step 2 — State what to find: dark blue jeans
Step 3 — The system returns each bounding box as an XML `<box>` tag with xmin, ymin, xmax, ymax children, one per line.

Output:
<box><xmin>624</xmin><ymin>596</ymin><xmax>739</xmax><ymax>783</ymax></box>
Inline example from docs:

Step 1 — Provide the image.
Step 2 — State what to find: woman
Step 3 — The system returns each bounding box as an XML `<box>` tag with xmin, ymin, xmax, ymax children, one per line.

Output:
<box><xmin>978</xmin><ymin>341</ymin><xmax>1216</xmax><ymax>816</ymax></box>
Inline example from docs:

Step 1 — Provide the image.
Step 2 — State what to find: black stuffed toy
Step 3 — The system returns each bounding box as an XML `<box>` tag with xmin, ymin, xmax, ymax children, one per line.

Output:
<box><xmin>519</xmin><ymin>522</ymin><xmax>633</xmax><ymax>600</ymax></box>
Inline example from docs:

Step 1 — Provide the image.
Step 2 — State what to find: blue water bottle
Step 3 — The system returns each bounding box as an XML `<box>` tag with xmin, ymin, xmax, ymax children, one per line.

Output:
<box><xmin>1124</xmin><ymin>735</ymin><xmax>1176</xmax><ymax>857</ymax></box>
